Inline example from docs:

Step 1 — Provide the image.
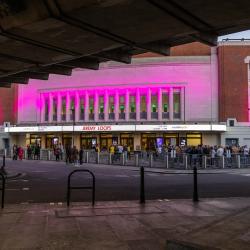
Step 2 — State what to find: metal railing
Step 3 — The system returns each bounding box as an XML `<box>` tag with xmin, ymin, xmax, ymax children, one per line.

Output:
<box><xmin>67</xmin><ymin>169</ymin><xmax>95</xmax><ymax>206</ymax></box>
<box><xmin>0</xmin><ymin>172</ymin><xmax>6</xmax><ymax>209</ymax></box>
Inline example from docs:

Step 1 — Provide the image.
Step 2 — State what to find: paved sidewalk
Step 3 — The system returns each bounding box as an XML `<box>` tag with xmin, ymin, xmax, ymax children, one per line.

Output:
<box><xmin>1</xmin><ymin>198</ymin><xmax>250</xmax><ymax>249</ymax></box>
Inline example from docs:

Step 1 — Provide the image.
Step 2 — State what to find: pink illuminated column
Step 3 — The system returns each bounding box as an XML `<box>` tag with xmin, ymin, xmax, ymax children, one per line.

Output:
<box><xmin>75</xmin><ymin>92</ymin><xmax>80</xmax><ymax>122</ymax></box>
<box><xmin>125</xmin><ymin>89</ymin><xmax>129</xmax><ymax>121</ymax></box>
<box><xmin>104</xmin><ymin>90</ymin><xmax>109</xmax><ymax>121</ymax></box>
<box><xmin>66</xmin><ymin>92</ymin><xmax>70</xmax><ymax>122</ymax></box>
<box><xmin>158</xmin><ymin>88</ymin><xmax>162</xmax><ymax>121</ymax></box>
<box><xmin>40</xmin><ymin>93</ymin><xmax>45</xmax><ymax>123</ymax></box>
<box><xmin>147</xmin><ymin>88</ymin><xmax>151</xmax><ymax>120</ymax></box>
<box><xmin>115</xmin><ymin>90</ymin><xmax>119</xmax><ymax>121</ymax></box>
<box><xmin>136</xmin><ymin>88</ymin><xmax>140</xmax><ymax>121</ymax></box>
<box><xmin>169</xmin><ymin>87</ymin><xmax>173</xmax><ymax>121</ymax></box>
<box><xmin>84</xmin><ymin>91</ymin><xmax>89</xmax><ymax>122</ymax></box>
<box><xmin>48</xmin><ymin>93</ymin><xmax>53</xmax><ymax>123</ymax></box>
<box><xmin>94</xmin><ymin>91</ymin><xmax>99</xmax><ymax>122</ymax></box>
<box><xmin>181</xmin><ymin>87</ymin><xmax>185</xmax><ymax>121</ymax></box>
<box><xmin>57</xmin><ymin>92</ymin><xmax>62</xmax><ymax>123</ymax></box>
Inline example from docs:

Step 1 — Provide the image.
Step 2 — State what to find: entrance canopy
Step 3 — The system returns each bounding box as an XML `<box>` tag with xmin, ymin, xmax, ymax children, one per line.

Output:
<box><xmin>0</xmin><ymin>0</ymin><xmax>250</xmax><ymax>86</ymax></box>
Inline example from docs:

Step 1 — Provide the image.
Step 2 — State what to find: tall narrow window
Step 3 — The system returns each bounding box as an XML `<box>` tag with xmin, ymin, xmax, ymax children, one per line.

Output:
<box><xmin>129</xmin><ymin>94</ymin><xmax>136</xmax><ymax>119</ymax></box>
<box><xmin>119</xmin><ymin>95</ymin><xmax>125</xmax><ymax>120</ymax></box>
<box><xmin>45</xmin><ymin>98</ymin><xmax>49</xmax><ymax>122</ymax></box>
<box><xmin>89</xmin><ymin>96</ymin><xmax>94</xmax><ymax>120</ymax></box>
<box><xmin>174</xmin><ymin>91</ymin><xmax>181</xmax><ymax>119</ymax></box>
<box><xmin>53</xmin><ymin>97</ymin><xmax>57</xmax><ymax>121</ymax></box>
<box><xmin>70</xmin><ymin>97</ymin><xmax>75</xmax><ymax>121</ymax></box>
<box><xmin>99</xmin><ymin>95</ymin><xmax>104</xmax><ymax>120</ymax></box>
<box><xmin>80</xmin><ymin>96</ymin><xmax>84</xmax><ymax>120</ymax></box>
<box><xmin>61</xmin><ymin>96</ymin><xmax>66</xmax><ymax>121</ymax></box>
<box><xmin>162</xmin><ymin>92</ymin><xmax>169</xmax><ymax>119</ymax></box>
<box><xmin>109</xmin><ymin>95</ymin><xmax>115</xmax><ymax>120</ymax></box>
<box><xmin>140</xmin><ymin>94</ymin><xmax>147</xmax><ymax>119</ymax></box>
<box><xmin>151</xmin><ymin>94</ymin><xmax>158</xmax><ymax>119</ymax></box>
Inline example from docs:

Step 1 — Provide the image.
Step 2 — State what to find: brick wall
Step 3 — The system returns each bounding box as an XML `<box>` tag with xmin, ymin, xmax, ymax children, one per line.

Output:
<box><xmin>218</xmin><ymin>45</ymin><xmax>250</xmax><ymax>122</ymax></box>
<box><xmin>0</xmin><ymin>84</ymin><xmax>18</xmax><ymax>124</ymax></box>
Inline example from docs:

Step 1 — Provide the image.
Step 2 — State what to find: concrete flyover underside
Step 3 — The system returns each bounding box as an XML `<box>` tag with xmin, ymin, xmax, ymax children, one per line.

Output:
<box><xmin>0</xmin><ymin>0</ymin><xmax>250</xmax><ymax>86</ymax></box>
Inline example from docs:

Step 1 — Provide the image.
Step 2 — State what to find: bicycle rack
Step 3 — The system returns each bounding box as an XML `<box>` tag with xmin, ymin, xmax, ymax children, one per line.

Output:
<box><xmin>0</xmin><ymin>172</ymin><xmax>6</xmax><ymax>209</ymax></box>
<box><xmin>67</xmin><ymin>169</ymin><xmax>95</xmax><ymax>207</ymax></box>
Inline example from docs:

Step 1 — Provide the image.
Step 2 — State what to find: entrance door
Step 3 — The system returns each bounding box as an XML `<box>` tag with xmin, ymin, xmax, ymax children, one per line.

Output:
<box><xmin>120</xmin><ymin>138</ymin><xmax>134</xmax><ymax>151</ymax></box>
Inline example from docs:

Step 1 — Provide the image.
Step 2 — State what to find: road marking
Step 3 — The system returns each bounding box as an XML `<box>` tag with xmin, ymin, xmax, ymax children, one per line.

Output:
<box><xmin>22</xmin><ymin>187</ymin><xmax>30</xmax><ymax>191</ymax></box>
<box><xmin>6</xmin><ymin>188</ymin><xmax>19</xmax><ymax>191</ymax></box>
<box><xmin>50</xmin><ymin>202</ymin><xmax>55</xmax><ymax>206</ymax></box>
<box><xmin>58</xmin><ymin>202</ymin><xmax>63</xmax><ymax>206</ymax></box>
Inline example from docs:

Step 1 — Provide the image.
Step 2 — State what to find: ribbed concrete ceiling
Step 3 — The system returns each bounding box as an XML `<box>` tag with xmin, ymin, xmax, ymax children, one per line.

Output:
<box><xmin>0</xmin><ymin>0</ymin><xmax>250</xmax><ymax>87</ymax></box>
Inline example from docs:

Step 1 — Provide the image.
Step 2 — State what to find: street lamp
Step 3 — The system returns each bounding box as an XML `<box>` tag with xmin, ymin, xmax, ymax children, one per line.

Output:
<box><xmin>71</xmin><ymin>107</ymin><xmax>75</xmax><ymax>148</ymax></box>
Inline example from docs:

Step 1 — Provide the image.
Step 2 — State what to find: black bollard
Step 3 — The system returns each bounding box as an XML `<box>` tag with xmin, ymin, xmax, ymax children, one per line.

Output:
<box><xmin>0</xmin><ymin>173</ymin><xmax>6</xmax><ymax>209</ymax></box>
<box><xmin>193</xmin><ymin>166</ymin><xmax>199</xmax><ymax>202</ymax></box>
<box><xmin>140</xmin><ymin>166</ymin><xmax>145</xmax><ymax>204</ymax></box>
<box><xmin>2</xmin><ymin>155</ymin><xmax>5</xmax><ymax>168</ymax></box>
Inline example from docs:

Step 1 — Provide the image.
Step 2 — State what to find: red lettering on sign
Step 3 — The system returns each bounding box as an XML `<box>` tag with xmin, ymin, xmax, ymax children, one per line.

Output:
<box><xmin>98</xmin><ymin>125</ymin><xmax>112</xmax><ymax>131</ymax></box>
<box><xmin>83</xmin><ymin>126</ymin><xmax>96</xmax><ymax>131</ymax></box>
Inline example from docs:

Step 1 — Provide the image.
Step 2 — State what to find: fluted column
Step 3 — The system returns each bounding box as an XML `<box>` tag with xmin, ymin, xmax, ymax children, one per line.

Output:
<box><xmin>158</xmin><ymin>88</ymin><xmax>162</xmax><ymax>121</ymax></box>
<box><xmin>147</xmin><ymin>88</ymin><xmax>151</xmax><ymax>120</ymax></box>
<box><xmin>48</xmin><ymin>93</ymin><xmax>53</xmax><ymax>123</ymax></box>
<box><xmin>136</xmin><ymin>88</ymin><xmax>140</xmax><ymax>121</ymax></box>
<box><xmin>94</xmin><ymin>91</ymin><xmax>99</xmax><ymax>122</ymax></box>
<box><xmin>169</xmin><ymin>88</ymin><xmax>174</xmax><ymax>121</ymax></box>
<box><xmin>75</xmin><ymin>91</ymin><xmax>80</xmax><ymax>122</ymax></box>
<box><xmin>57</xmin><ymin>92</ymin><xmax>62</xmax><ymax>123</ymax></box>
<box><xmin>180</xmin><ymin>87</ymin><xmax>185</xmax><ymax>121</ymax></box>
<box><xmin>84</xmin><ymin>91</ymin><xmax>89</xmax><ymax>122</ymax></box>
<box><xmin>104</xmin><ymin>90</ymin><xmax>109</xmax><ymax>121</ymax></box>
<box><xmin>115</xmin><ymin>90</ymin><xmax>119</xmax><ymax>121</ymax></box>
<box><xmin>66</xmin><ymin>92</ymin><xmax>70</xmax><ymax>122</ymax></box>
<box><xmin>40</xmin><ymin>94</ymin><xmax>45</xmax><ymax>123</ymax></box>
<box><xmin>125</xmin><ymin>89</ymin><xmax>129</xmax><ymax>121</ymax></box>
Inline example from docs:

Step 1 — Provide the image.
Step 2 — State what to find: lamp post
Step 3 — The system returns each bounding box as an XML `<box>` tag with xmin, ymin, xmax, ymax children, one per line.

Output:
<box><xmin>71</xmin><ymin>107</ymin><xmax>75</xmax><ymax>148</ymax></box>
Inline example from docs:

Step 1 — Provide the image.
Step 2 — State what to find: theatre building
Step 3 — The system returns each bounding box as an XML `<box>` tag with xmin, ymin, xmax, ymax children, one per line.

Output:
<box><xmin>4</xmin><ymin>44</ymin><xmax>226</xmax><ymax>150</ymax></box>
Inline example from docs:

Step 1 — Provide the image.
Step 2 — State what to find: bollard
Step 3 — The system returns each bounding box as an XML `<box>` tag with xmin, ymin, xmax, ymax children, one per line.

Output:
<box><xmin>204</xmin><ymin>155</ymin><xmax>207</xmax><ymax>169</ymax></box>
<box><xmin>48</xmin><ymin>150</ymin><xmax>51</xmax><ymax>161</ymax></box>
<box><xmin>135</xmin><ymin>154</ymin><xmax>139</xmax><ymax>167</ymax></box>
<box><xmin>4</xmin><ymin>149</ymin><xmax>7</xmax><ymax>157</ymax></box>
<box><xmin>165</xmin><ymin>154</ymin><xmax>169</xmax><ymax>168</ymax></box>
<box><xmin>24</xmin><ymin>150</ymin><xmax>27</xmax><ymax>159</ymax></box>
<box><xmin>0</xmin><ymin>173</ymin><xmax>6</xmax><ymax>209</ymax></box>
<box><xmin>185</xmin><ymin>155</ymin><xmax>188</xmax><ymax>170</ymax></box>
<box><xmin>140</xmin><ymin>166</ymin><xmax>145</xmax><ymax>204</ymax></box>
<box><xmin>193</xmin><ymin>166</ymin><xmax>199</xmax><ymax>202</ymax></box>
<box><xmin>122</xmin><ymin>153</ymin><xmax>125</xmax><ymax>166</ymax></box>
<box><xmin>109</xmin><ymin>153</ymin><xmax>112</xmax><ymax>165</ymax></box>
<box><xmin>149</xmin><ymin>153</ymin><xmax>153</xmax><ymax>168</ymax></box>
<box><xmin>222</xmin><ymin>156</ymin><xmax>225</xmax><ymax>169</ymax></box>
<box><xmin>96</xmin><ymin>152</ymin><xmax>100</xmax><ymax>164</ymax></box>
<box><xmin>86</xmin><ymin>152</ymin><xmax>89</xmax><ymax>163</ymax></box>
<box><xmin>237</xmin><ymin>154</ymin><xmax>241</xmax><ymax>168</ymax></box>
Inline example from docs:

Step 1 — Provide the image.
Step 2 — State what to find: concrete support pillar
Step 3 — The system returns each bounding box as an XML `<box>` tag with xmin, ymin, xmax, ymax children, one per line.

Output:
<box><xmin>57</xmin><ymin>92</ymin><xmax>62</xmax><ymax>123</ymax></box>
<box><xmin>136</xmin><ymin>88</ymin><xmax>140</xmax><ymax>121</ymax></box>
<box><xmin>169</xmin><ymin>87</ymin><xmax>174</xmax><ymax>121</ymax></box>
<box><xmin>75</xmin><ymin>92</ymin><xmax>80</xmax><ymax>122</ymax></box>
<box><xmin>40</xmin><ymin>94</ymin><xmax>45</xmax><ymax>123</ymax></box>
<box><xmin>84</xmin><ymin>92</ymin><xmax>89</xmax><ymax>122</ymax></box>
<box><xmin>147</xmin><ymin>88</ymin><xmax>151</xmax><ymax>120</ymax></box>
<box><xmin>94</xmin><ymin>91</ymin><xmax>99</xmax><ymax>122</ymax></box>
<box><xmin>66</xmin><ymin>92</ymin><xmax>70</xmax><ymax>122</ymax></box>
<box><xmin>125</xmin><ymin>89</ymin><xmax>129</xmax><ymax>121</ymax></box>
<box><xmin>181</xmin><ymin>87</ymin><xmax>185</xmax><ymax>121</ymax></box>
<box><xmin>104</xmin><ymin>90</ymin><xmax>109</xmax><ymax>121</ymax></box>
<box><xmin>158</xmin><ymin>87</ymin><xmax>162</xmax><ymax>121</ymax></box>
<box><xmin>48</xmin><ymin>93</ymin><xmax>53</xmax><ymax>123</ymax></box>
<box><xmin>115</xmin><ymin>90</ymin><xmax>119</xmax><ymax>121</ymax></box>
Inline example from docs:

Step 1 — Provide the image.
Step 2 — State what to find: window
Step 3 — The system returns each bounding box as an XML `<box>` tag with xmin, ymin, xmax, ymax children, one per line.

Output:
<box><xmin>99</xmin><ymin>95</ymin><xmax>104</xmax><ymax>113</ymax></box>
<box><xmin>53</xmin><ymin>97</ymin><xmax>57</xmax><ymax>121</ymax></box>
<box><xmin>70</xmin><ymin>97</ymin><xmax>75</xmax><ymax>121</ymax></box>
<box><xmin>80</xmin><ymin>96</ymin><xmax>84</xmax><ymax>120</ymax></box>
<box><xmin>151</xmin><ymin>94</ymin><xmax>158</xmax><ymax>112</ymax></box>
<box><xmin>173</xmin><ymin>91</ymin><xmax>181</xmax><ymax>119</ymax></box>
<box><xmin>140</xmin><ymin>94</ymin><xmax>146</xmax><ymax>112</ymax></box>
<box><xmin>61</xmin><ymin>96</ymin><xmax>66</xmax><ymax>121</ymax></box>
<box><xmin>119</xmin><ymin>95</ymin><xmax>125</xmax><ymax>113</ymax></box>
<box><xmin>44</xmin><ymin>98</ymin><xmax>49</xmax><ymax>122</ymax></box>
<box><xmin>109</xmin><ymin>96</ymin><xmax>114</xmax><ymax>113</ymax></box>
<box><xmin>89</xmin><ymin>96</ymin><xmax>94</xmax><ymax>114</ymax></box>
<box><xmin>129</xmin><ymin>95</ymin><xmax>136</xmax><ymax>113</ymax></box>
<box><xmin>186</xmin><ymin>133</ymin><xmax>202</xmax><ymax>146</ymax></box>
<box><xmin>162</xmin><ymin>92</ymin><xmax>169</xmax><ymax>112</ymax></box>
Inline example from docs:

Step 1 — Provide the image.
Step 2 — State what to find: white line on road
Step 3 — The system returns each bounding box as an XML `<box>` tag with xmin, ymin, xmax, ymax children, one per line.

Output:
<box><xmin>22</xmin><ymin>187</ymin><xmax>30</xmax><ymax>191</ymax></box>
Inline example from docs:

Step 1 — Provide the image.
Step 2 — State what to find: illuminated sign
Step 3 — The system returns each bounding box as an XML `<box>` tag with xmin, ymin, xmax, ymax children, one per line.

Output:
<box><xmin>5</xmin><ymin>124</ymin><xmax>227</xmax><ymax>133</ymax></box>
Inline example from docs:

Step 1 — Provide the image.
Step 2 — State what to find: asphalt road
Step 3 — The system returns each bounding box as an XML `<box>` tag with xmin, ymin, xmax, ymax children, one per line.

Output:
<box><xmin>2</xmin><ymin>159</ymin><xmax>250</xmax><ymax>204</ymax></box>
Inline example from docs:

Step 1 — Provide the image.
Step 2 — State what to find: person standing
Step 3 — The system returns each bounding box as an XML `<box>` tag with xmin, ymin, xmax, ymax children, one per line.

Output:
<box><xmin>12</xmin><ymin>144</ymin><xmax>18</xmax><ymax>160</ymax></box>
<box><xmin>18</xmin><ymin>146</ymin><xmax>24</xmax><ymax>160</ymax></box>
